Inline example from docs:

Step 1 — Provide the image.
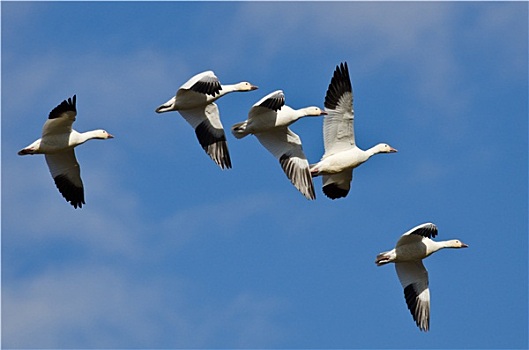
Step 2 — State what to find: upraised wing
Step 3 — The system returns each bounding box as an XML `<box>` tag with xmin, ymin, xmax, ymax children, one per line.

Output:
<box><xmin>180</xmin><ymin>70</ymin><xmax>222</xmax><ymax>97</ymax></box>
<box><xmin>396</xmin><ymin>223</ymin><xmax>438</xmax><ymax>247</ymax></box>
<box><xmin>42</xmin><ymin>95</ymin><xmax>77</xmax><ymax>137</ymax></box>
<box><xmin>323</xmin><ymin>62</ymin><xmax>355</xmax><ymax>156</ymax></box>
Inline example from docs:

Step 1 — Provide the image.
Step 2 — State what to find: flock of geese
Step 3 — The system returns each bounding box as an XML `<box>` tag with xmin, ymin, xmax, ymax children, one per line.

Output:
<box><xmin>18</xmin><ymin>62</ymin><xmax>468</xmax><ymax>332</ymax></box>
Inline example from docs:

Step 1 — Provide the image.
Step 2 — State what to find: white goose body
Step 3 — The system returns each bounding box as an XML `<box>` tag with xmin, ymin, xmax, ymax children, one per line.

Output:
<box><xmin>312</xmin><ymin>147</ymin><xmax>371</xmax><ymax>175</ymax></box>
<box><xmin>375</xmin><ymin>223</ymin><xmax>468</xmax><ymax>332</ymax></box>
<box><xmin>25</xmin><ymin>130</ymin><xmax>109</xmax><ymax>155</ymax></box>
<box><xmin>155</xmin><ymin>70</ymin><xmax>258</xmax><ymax>169</ymax></box>
<box><xmin>231</xmin><ymin>90</ymin><xmax>326</xmax><ymax>200</ymax></box>
<box><xmin>310</xmin><ymin>62</ymin><xmax>397</xmax><ymax>199</ymax></box>
<box><xmin>233</xmin><ymin>91</ymin><xmax>325</xmax><ymax>137</ymax></box>
<box><xmin>18</xmin><ymin>95</ymin><xmax>114</xmax><ymax>208</ymax></box>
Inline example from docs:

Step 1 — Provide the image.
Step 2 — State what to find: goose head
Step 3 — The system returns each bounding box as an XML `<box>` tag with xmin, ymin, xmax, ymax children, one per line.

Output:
<box><xmin>375</xmin><ymin>143</ymin><xmax>398</xmax><ymax>154</ymax></box>
<box><xmin>235</xmin><ymin>82</ymin><xmax>259</xmax><ymax>92</ymax></box>
<box><xmin>303</xmin><ymin>107</ymin><xmax>328</xmax><ymax>116</ymax></box>
<box><xmin>94</xmin><ymin>129</ymin><xmax>114</xmax><ymax>139</ymax></box>
<box><xmin>447</xmin><ymin>239</ymin><xmax>469</xmax><ymax>248</ymax></box>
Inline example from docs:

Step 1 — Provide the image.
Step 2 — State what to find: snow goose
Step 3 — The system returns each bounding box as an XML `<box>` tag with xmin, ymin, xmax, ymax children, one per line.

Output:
<box><xmin>155</xmin><ymin>70</ymin><xmax>258</xmax><ymax>169</ymax></box>
<box><xmin>310</xmin><ymin>62</ymin><xmax>397</xmax><ymax>199</ymax></box>
<box><xmin>18</xmin><ymin>95</ymin><xmax>114</xmax><ymax>208</ymax></box>
<box><xmin>375</xmin><ymin>222</ymin><xmax>468</xmax><ymax>332</ymax></box>
<box><xmin>231</xmin><ymin>90</ymin><xmax>326</xmax><ymax>200</ymax></box>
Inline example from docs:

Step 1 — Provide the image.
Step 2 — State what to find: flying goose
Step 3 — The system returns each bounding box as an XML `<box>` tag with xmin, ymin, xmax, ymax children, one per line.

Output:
<box><xmin>231</xmin><ymin>90</ymin><xmax>326</xmax><ymax>200</ymax></box>
<box><xmin>375</xmin><ymin>222</ymin><xmax>468</xmax><ymax>331</ymax></box>
<box><xmin>155</xmin><ymin>70</ymin><xmax>258</xmax><ymax>169</ymax></box>
<box><xmin>18</xmin><ymin>95</ymin><xmax>114</xmax><ymax>208</ymax></box>
<box><xmin>310</xmin><ymin>62</ymin><xmax>397</xmax><ymax>199</ymax></box>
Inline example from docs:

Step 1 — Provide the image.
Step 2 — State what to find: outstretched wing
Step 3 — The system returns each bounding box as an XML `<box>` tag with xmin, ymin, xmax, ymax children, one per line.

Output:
<box><xmin>323</xmin><ymin>62</ymin><xmax>354</xmax><ymax>156</ymax></box>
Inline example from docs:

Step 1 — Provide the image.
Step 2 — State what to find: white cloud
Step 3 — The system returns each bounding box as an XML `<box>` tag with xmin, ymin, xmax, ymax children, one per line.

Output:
<box><xmin>4</xmin><ymin>120</ymin><xmax>295</xmax><ymax>346</ymax></box>
<box><xmin>468</xmin><ymin>2</ymin><xmax>527</xmax><ymax>80</ymax></box>
<box><xmin>230</xmin><ymin>2</ymin><xmax>525</xmax><ymax>133</ymax></box>
<box><xmin>2</xmin><ymin>153</ymin><xmax>287</xmax><ymax>347</ymax></box>
<box><xmin>2</xmin><ymin>264</ymin><xmax>284</xmax><ymax>348</ymax></box>
<box><xmin>3</xmin><ymin>49</ymin><xmax>182</xmax><ymax>124</ymax></box>
<box><xmin>3</xmin><ymin>157</ymin><xmax>141</xmax><ymax>258</ymax></box>
<box><xmin>231</xmin><ymin>2</ymin><xmax>453</xmax><ymax>67</ymax></box>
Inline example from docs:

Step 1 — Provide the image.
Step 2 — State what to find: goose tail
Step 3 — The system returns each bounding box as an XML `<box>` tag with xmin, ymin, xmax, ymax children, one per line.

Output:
<box><xmin>231</xmin><ymin>121</ymin><xmax>250</xmax><ymax>139</ymax></box>
<box><xmin>375</xmin><ymin>251</ymin><xmax>392</xmax><ymax>266</ymax></box>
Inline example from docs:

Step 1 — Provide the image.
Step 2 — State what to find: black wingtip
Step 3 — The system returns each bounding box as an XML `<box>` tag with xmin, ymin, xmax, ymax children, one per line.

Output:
<box><xmin>207</xmin><ymin>141</ymin><xmax>232</xmax><ymax>170</ymax></box>
<box><xmin>191</xmin><ymin>79</ymin><xmax>222</xmax><ymax>97</ymax></box>
<box><xmin>49</xmin><ymin>94</ymin><xmax>77</xmax><ymax>119</ymax></box>
<box><xmin>324</xmin><ymin>62</ymin><xmax>352</xmax><ymax>110</ymax></box>
<box><xmin>260</xmin><ymin>92</ymin><xmax>285</xmax><ymax>111</ymax></box>
<box><xmin>322</xmin><ymin>183</ymin><xmax>349</xmax><ymax>200</ymax></box>
<box><xmin>53</xmin><ymin>174</ymin><xmax>85</xmax><ymax>209</ymax></box>
<box><xmin>195</xmin><ymin>121</ymin><xmax>232</xmax><ymax>170</ymax></box>
<box><xmin>279</xmin><ymin>154</ymin><xmax>316</xmax><ymax>200</ymax></box>
<box><xmin>404</xmin><ymin>284</ymin><xmax>430</xmax><ymax>332</ymax></box>
<box><xmin>412</xmin><ymin>223</ymin><xmax>438</xmax><ymax>239</ymax></box>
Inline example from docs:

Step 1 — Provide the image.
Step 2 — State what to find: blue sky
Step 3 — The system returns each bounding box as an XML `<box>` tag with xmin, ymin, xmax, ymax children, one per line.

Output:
<box><xmin>1</xmin><ymin>1</ymin><xmax>527</xmax><ymax>349</ymax></box>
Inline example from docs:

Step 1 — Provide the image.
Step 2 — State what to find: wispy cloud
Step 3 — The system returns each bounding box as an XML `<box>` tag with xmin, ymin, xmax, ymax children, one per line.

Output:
<box><xmin>2</xmin><ymin>264</ymin><xmax>284</xmax><ymax>348</ymax></box>
<box><xmin>3</xmin><ymin>153</ymin><xmax>287</xmax><ymax>347</ymax></box>
<box><xmin>3</xmin><ymin>2</ymin><xmax>527</xmax><ymax>348</ymax></box>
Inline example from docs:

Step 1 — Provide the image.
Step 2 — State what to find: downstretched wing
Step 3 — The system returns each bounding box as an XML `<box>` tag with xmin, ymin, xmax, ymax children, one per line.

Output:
<box><xmin>179</xmin><ymin>103</ymin><xmax>231</xmax><ymax>169</ymax></box>
<box><xmin>321</xmin><ymin>169</ymin><xmax>353</xmax><ymax>200</ymax></box>
<box><xmin>254</xmin><ymin>127</ymin><xmax>315</xmax><ymax>200</ymax></box>
<box><xmin>45</xmin><ymin>150</ymin><xmax>85</xmax><ymax>208</ymax></box>
<box><xmin>323</xmin><ymin>62</ymin><xmax>355</xmax><ymax>156</ymax></box>
<box><xmin>395</xmin><ymin>261</ymin><xmax>430</xmax><ymax>332</ymax></box>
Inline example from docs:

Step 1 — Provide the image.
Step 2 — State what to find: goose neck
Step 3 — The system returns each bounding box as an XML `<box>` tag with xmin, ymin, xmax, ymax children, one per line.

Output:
<box><xmin>218</xmin><ymin>84</ymin><xmax>238</xmax><ymax>97</ymax></box>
